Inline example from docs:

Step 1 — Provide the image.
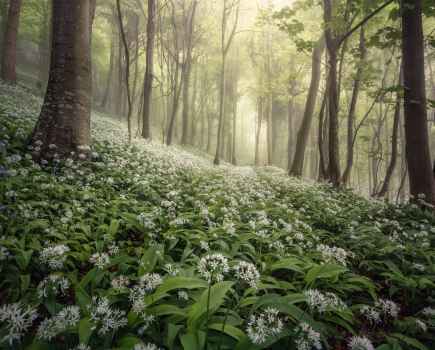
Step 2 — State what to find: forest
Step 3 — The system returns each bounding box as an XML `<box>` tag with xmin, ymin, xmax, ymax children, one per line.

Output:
<box><xmin>0</xmin><ymin>0</ymin><xmax>435</xmax><ymax>349</ymax></box>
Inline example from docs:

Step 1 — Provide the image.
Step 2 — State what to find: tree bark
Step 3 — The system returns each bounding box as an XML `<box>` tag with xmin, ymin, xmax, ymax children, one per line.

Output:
<box><xmin>181</xmin><ymin>1</ymin><xmax>198</xmax><ymax>145</ymax></box>
<box><xmin>100</xmin><ymin>10</ymin><xmax>116</xmax><ymax>110</ymax></box>
<box><xmin>341</xmin><ymin>27</ymin><xmax>366</xmax><ymax>184</ymax></box>
<box><xmin>290</xmin><ymin>35</ymin><xmax>325</xmax><ymax>176</ymax></box>
<box><xmin>1</xmin><ymin>0</ymin><xmax>22</xmax><ymax>83</ymax></box>
<box><xmin>323</xmin><ymin>0</ymin><xmax>341</xmax><ymax>186</ymax></box>
<box><xmin>142</xmin><ymin>0</ymin><xmax>156</xmax><ymax>140</ymax></box>
<box><xmin>401</xmin><ymin>0</ymin><xmax>435</xmax><ymax>204</ymax></box>
<box><xmin>31</xmin><ymin>0</ymin><xmax>91</xmax><ymax>158</ymax></box>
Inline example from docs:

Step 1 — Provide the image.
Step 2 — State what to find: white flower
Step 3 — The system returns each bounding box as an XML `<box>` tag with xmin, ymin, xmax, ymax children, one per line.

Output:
<box><xmin>70</xmin><ymin>344</ymin><xmax>91</xmax><ymax>350</ymax></box>
<box><xmin>0</xmin><ymin>246</ymin><xmax>11</xmax><ymax>261</ymax></box>
<box><xmin>129</xmin><ymin>274</ymin><xmax>163</xmax><ymax>312</ymax></box>
<box><xmin>37</xmin><ymin>305</ymin><xmax>80</xmax><ymax>341</ymax></box>
<box><xmin>111</xmin><ymin>275</ymin><xmax>130</xmax><ymax>291</ymax></box>
<box><xmin>198</xmin><ymin>253</ymin><xmax>229</xmax><ymax>283</ymax></box>
<box><xmin>89</xmin><ymin>297</ymin><xmax>127</xmax><ymax>335</ymax></box>
<box><xmin>134</xmin><ymin>343</ymin><xmax>161</xmax><ymax>350</ymax></box>
<box><xmin>304</xmin><ymin>289</ymin><xmax>347</xmax><ymax>313</ymax></box>
<box><xmin>348</xmin><ymin>336</ymin><xmax>375</xmax><ymax>350</ymax></box>
<box><xmin>40</xmin><ymin>244</ymin><xmax>70</xmax><ymax>270</ymax></box>
<box><xmin>415</xmin><ymin>319</ymin><xmax>427</xmax><ymax>332</ymax></box>
<box><xmin>294</xmin><ymin>322</ymin><xmax>322</xmax><ymax>350</ymax></box>
<box><xmin>0</xmin><ymin>303</ymin><xmax>38</xmax><ymax>345</ymax></box>
<box><xmin>200</xmin><ymin>241</ymin><xmax>210</xmax><ymax>251</ymax></box>
<box><xmin>89</xmin><ymin>252</ymin><xmax>110</xmax><ymax>269</ymax></box>
<box><xmin>360</xmin><ymin>305</ymin><xmax>380</xmax><ymax>324</ymax></box>
<box><xmin>164</xmin><ymin>263</ymin><xmax>179</xmax><ymax>276</ymax></box>
<box><xmin>178</xmin><ymin>291</ymin><xmax>189</xmax><ymax>301</ymax></box>
<box><xmin>234</xmin><ymin>261</ymin><xmax>260</xmax><ymax>289</ymax></box>
<box><xmin>137</xmin><ymin>313</ymin><xmax>156</xmax><ymax>335</ymax></box>
<box><xmin>37</xmin><ymin>274</ymin><xmax>70</xmax><ymax>299</ymax></box>
<box><xmin>375</xmin><ymin>299</ymin><xmax>400</xmax><ymax>319</ymax></box>
<box><xmin>422</xmin><ymin>307</ymin><xmax>435</xmax><ymax>317</ymax></box>
<box><xmin>316</xmin><ymin>244</ymin><xmax>351</xmax><ymax>266</ymax></box>
<box><xmin>140</xmin><ymin>273</ymin><xmax>163</xmax><ymax>292</ymax></box>
<box><xmin>246</xmin><ymin>307</ymin><xmax>283</xmax><ymax>345</ymax></box>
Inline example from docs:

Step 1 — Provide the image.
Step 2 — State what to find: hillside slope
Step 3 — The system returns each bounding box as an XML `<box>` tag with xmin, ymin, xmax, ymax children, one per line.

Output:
<box><xmin>1</xmin><ymin>82</ymin><xmax>435</xmax><ymax>350</ymax></box>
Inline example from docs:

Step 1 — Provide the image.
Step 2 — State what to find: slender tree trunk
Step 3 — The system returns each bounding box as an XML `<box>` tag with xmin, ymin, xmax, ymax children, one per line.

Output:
<box><xmin>1</xmin><ymin>0</ymin><xmax>22</xmax><ymax>83</ymax></box>
<box><xmin>401</xmin><ymin>0</ymin><xmax>435</xmax><ymax>204</ymax></box>
<box><xmin>181</xmin><ymin>1</ymin><xmax>198</xmax><ymax>145</ymax></box>
<box><xmin>31</xmin><ymin>0</ymin><xmax>91</xmax><ymax>158</ymax></box>
<box><xmin>377</xmin><ymin>66</ymin><xmax>402</xmax><ymax>198</ymax></box>
<box><xmin>254</xmin><ymin>97</ymin><xmax>263</xmax><ymax>166</ymax></box>
<box><xmin>101</xmin><ymin>8</ymin><xmax>116</xmax><ymax>109</ymax></box>
<box><xmin>318</xmin><ymin>93</ymin><xmax>328</xmax><ymax>180</ymax></box>
<box><xmin>323</xmin><ymin>0</ymin><xmax>341</xmax><ymax>186</ymax></box>
<box><xmin>142</xmin><ymin>0</ymin><xmax>156</xmax><ymax>139</ymax></box>
<box><xmin>287</xmin><ymin>95</ymin><xmax>295</xmax><ymax>171</ymax></box>
<box><xmin>341</xmin><ymin>27</ymin><xmax>366</xmax><ymax>184</ymax></box>
<box><xmin>231</xmin><ymin>98</ymin><xmax>238</xmax><ymax>165</ymax></box>
<box><xmin>37</xmin><ymin>0</ymin><xmax>50</xmax><ymax>92</ymax></box>
<box><xmin>116</xmin><ymin>0</ymin><xmax>132</xmax><ymax>142</ymax></box>
<box><xmin>290</xmin><ymin>35</ymin><xmax>325</xmax><ymax>176</ymax></box>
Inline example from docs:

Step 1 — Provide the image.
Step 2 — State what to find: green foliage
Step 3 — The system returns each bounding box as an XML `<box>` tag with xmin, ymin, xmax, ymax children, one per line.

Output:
<box><xmin>1</xmin><ymin>83</ymin><xmax>435</xmax><ymax>349</ymax></box>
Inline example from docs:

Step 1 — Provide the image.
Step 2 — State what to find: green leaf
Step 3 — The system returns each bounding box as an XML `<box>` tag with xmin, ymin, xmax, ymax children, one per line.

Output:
<box><xmin>305</xmin><ymin>264</ymin><xmax>347</xmax><ymax>285</ymax></box>
<box><xmin>146</xmin><ymin>277</ymin><xmax>208</xmax><ymax>305</ymax></box>
<box><xmin>187</xmin><ymin>281</ymin><xmax>234</xmax><ymax>330</ymax></box>
<box><xmin>180</xmin><ymin>331</ymin><xmax>206</xmax><ymax>350</ymax></box>
<box><xmin>167</xmin><ymin>323</ymin><xmax>183</xmax><ymax>350</ymax></box>
<box><xmin>389</xmin><ymin>333</ymin><xmax>428</xmax><ymax>350</ymax></box>
<box><xmin>79</xmin><ymin>318</ymin><xmax>93</xmax><ymax>344</ymax></box>
<box><xmin>208</xmin><ymin>323</ymin><xmax>245</xmax><ymax>340</ymax></box>
<box><xmin>138</xmin><ymin>246</ymin><xmax>159</xmax><ymax>275</ymax></box>
<box><xmin>269</xmin><ymin>257</ymin><xmax>305</xmax><ymax>273</ymax></box>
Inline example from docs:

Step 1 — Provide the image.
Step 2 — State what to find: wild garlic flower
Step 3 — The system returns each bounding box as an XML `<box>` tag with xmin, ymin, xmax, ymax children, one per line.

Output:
<box><xmin>89</xmin><ymin>252</ymin><xmax>110</xmax><ymax>269</ymax></box>
<box><xmin>198</xmin><ymin>253</ymin><xmax>229</xmax><ymax>283</ymax></box>
<box><xmin>70</xmin><ymin>344</ymin><xmax>91</xmax><ymax>350</ymax></box>
<box><xmin>347</xmin><ymin>336</ymin><xmax>375</xmax><ymax>350</ymax></box>
<box><xmin>316</xmin><ymin>244</ymin><xmax>350</xmax><ymax>266</ymax></box>
<box><xmin>37</xmin><ymin>274</ymin><xmax>70</xmax><ymax>299</ymax></box>
<box><xmin>415</xmin><ymin>319</ymin><xmax>427</xmax><ymax>332</ymax></box>
<box><xmin>422</xmin><ymin>307</ymin><xmax>435</xmax><ymax>317</ymax></box>
<box><xmin>140</xmin><ymin>273</ymin><xmax>163</xmax><ymax>292</ymax></box>
<box><xmin>108</xmin><ymin>243</ymin><xmax>120</xmax><ymax>256</ymax></box>
<box><xmin>89</xmin><ymin>297</ymin><xmax>127</xmax><ymax>336</ymax></box>
<box><xmin>40</xmin><ymin>244</ymin><xmax>70</xmax><ymax>270</ymax></box>
<box><xmin>37</xmin><ymin>305</ymin><xmax>80</xmax><ymax>341</ymax></box>
<box><xmin>304</xmin><ymin>289</ymin><xmax>347</xmax><ymax>313</ymax></box>
<box><xmin>246</xmin><ymin>307</ymin><xmax>283</xmax><ymax>345</ymax></box>
<box><xmin>111</xmin><ymin>275</ymin><xmax>130</xmax><ymax>291</ymax></box>
<box><xmin>178</xmin><ymin>291</ymin><xmax>189</xmax><ymax>301</ymax></box>
<box><xmin>137</xmin><ymin>313</ymin><xmax>156</xmax><ymax>335</ymax></box>
<box><xmin>294</xmin><ymin>322</ymin><xmax>322</xmax><ymax>350</ymax></box>
<box><xmin>234</xmin><ymin>261</ymin><xmax>260</xmax><ymax>289</ymax></box>
<box><xmin>200</xmin><ymin>241</ymin><xmax>210</xmax><ymax>251</ymax></box>
<box><xmin>134</xmin><ymin>343</ymin><xmax>161</xmax><ymax>350</ymax></box>
<box><xmin>360</xmin><ymin>305</ymin><xmax>381</xmax><ymax>324</ymax></box>
<box><xmin>164</xmin><ymin>263</ymin><xmax>180</xmax><ymax>276</ymax></box>
<box><xmin>0</xmin><ymin>246</ymin><xmax>10</xmax><ymax>261</ymax></box>
<box><xmin>129</xmin><ymin>273</ymin><xmax>163</xmax><ymax>312</ymax></box>
<box><xmin>375</xmin><ymin>299</ymin><xmax>400</xmax><ymax>319</ymax></box>
<box><xmin>0</xmin><ymin>303</ymin><xmax>38</xmax><ymax>345</ymax></box>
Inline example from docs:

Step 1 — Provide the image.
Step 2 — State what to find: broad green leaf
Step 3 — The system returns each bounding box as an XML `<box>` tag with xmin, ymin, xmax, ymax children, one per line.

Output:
<box><xmin>305</xmin><ymin>263</ymin><xmax>347</xmax><ymax>284</ymax></box>
<box><xmin>208</xmin><ymin>323</ymin><xmax>245</xmax><ymax>340</ymax></box>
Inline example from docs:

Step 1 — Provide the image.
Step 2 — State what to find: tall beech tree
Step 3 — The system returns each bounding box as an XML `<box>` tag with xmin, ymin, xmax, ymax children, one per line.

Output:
<box><xmin>142</xmin><ymin>0</ymin><xmax>157</xmax><ymax>140</ymax></box>
<box><xmin>31</xmin><ymin>0</ymin><xmax>92</xmax><ymax>157</ymax></box>
<box><xmin>1</xmin><ymin>0</ymin><xmax>22</xmax><ymax>83</ymax></box>
<box><xmin>290</xmin><ymin>35</ymin><xmax>325</xmax><ymax>177</ymax></box>
<box><xmin>401</xmin><ymin>0</ymin><xmax>435</xmax><ymax>204</ymax></box>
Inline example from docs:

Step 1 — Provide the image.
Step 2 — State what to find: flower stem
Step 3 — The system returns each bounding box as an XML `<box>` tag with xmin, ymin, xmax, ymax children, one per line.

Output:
<box><xmin>204</xmin><ymin>279</ymin><xmax>212</xmax><ymax>350</ymax></box>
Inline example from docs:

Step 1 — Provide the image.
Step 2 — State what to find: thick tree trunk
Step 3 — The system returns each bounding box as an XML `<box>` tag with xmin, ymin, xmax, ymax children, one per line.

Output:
<box><xmin>290</xmin><ymin>35</ymin><xmax>325</xmax><ymax>176</ymax></box>
<box><xmin>401</xmin><ymin>0</ymin><xmax>435</xmax><ymax>204</ymax></box>
<box><xmin>341</xmin><ymin>27</ymin><xmax>366</xmax><ymax>185</ymax></box>
<box><xmin>1</xmin><ymin>0</ymin><xmax>22</xmax><ymax>83</ymax></box>
<box><xmin>142</xmin><ymin>0</ymin><xmax>156</xmax><ymax>140</ymax></box>
<box><xmin>323</xmin><ymin>0</ymin><xmax>341</xmax><ymax>186</ymax></box>
<box><xmin>37</xmin><ymin>0</ymin><xmax>50</xmax><ymax>92</ymax></box>
<box><xmin>31</xmin><ymin>0</ymin><xmax>91</xmax><ymax>158</ymax></box>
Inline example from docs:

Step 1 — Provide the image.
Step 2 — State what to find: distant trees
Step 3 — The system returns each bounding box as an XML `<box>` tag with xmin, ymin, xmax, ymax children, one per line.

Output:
<box><xmin>401</xmin><ymin>0</ymin><xmax>435</xmax><ymax>204</ymax></box>
<box><xmin>31</xmin><ymin>0</ymin><xmax>92</xmax><ymax>157</ymax></box>
<box><xmin>1</xmin><ymin>0</ymin><xmax>22</xmax><ymax>83</ymax></box>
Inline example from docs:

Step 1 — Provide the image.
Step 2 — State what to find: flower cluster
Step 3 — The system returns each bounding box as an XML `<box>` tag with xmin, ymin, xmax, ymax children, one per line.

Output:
<box><xmin>246</xmin><ymin>307</ymin><xmax>283</xmax><ymax>344</ymax></box>
<box><xmin>234</xmin><ymin>261</ymin><xmax>260</xmax><ymax>289</ymax></box>
<box><xmin>347</xmin><ymin>336</ymin><xmax>375</xmax><ymax>350</ymax></box>
<box><xmin>304</xmin><ymin>289</ymin><xmax>347</xmax><ymax>313</ymax></box>
<box><xmin>375</xmin><ymin>299</ymin><xmax>400</xmax><ymax>319</ymax></box>
<box><xmin>88</xmin><ymin>297</ymin><xmax>127</xmax><ymax>335</ymax></box>
<box><xmin>37</xmin><ymin>305</ymin><xmax>80</xmax><ymax>340</ymax></box>
<box><xmin>360</xmin><ymin>305</ymin><xmax>381</xmax><ymax>324</ymax></box>
<box><xmin>198</xmin><ymin>253</ymin><xmax>229</xmax><ymax>283</ymax></box>
<box><xmin>40</xmin><ymin>244</ymin><xmax>70</xmax><ymax>270</ymax></box>
<box><xmin>316</xmin><ymin>244</ymin><xmax>351</xmax><ymax>266</ymax></box>
<box><xmin>133</xmin><ymin>343</ymin><xmax>162</xmax><ymax>350</ymax></box>
<box><xmin>89</xmin><ymin>252</ymin><xmax>110</xmax><ymax>269</ymax></box>
<box><xmin>37</xmin><ymin>274</ymin><xmax>70</xmax><ymax>299</ymax></box>
<box><xmin>0</xmin><ymin>303</ymin><xmax>38</xmax><ymax>345</ymax></box>
<box><xmin>111</xmin><ymin>275</ymin><xmax>130</xmax><ymax>291</ymax></box>
<box><xmin>294</xmin><ymin>322</ymin><xmax>322</xmax><ymax>350</ymax></box>
<box><xmin>129</xmin><ymin>273</ymin><xmax>163</xmax><ymax>312</ymax></box>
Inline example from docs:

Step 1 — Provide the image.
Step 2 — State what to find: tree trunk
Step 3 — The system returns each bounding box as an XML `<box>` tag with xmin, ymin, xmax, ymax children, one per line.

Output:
<box><xmin>31</xmin><ymin>0</ymin><xmax>91</xmax><ymax>158</ymax></box>
<box><xmin>100</xmin><ymin>6</ymin><xmax>116</xmax><ymax>110</ymax></box>
<box><xmin>142</xmin><ymin>0</ymin><xmax>156</xmax><ymax>140</ymax></box>
<box><xmin>318</xmin><ymin>93</ymin><xmax>328</xmax><ymax>180</ymax></box>
<box><xmin>341</xmin><ymin>27</ymin><xmax>366</xmax><ymax>185</ymax></box>
<box><xmin>1</xmin><ymin>0</ymin><xmax>22</xmax><ymax>83</ymax></box>
<box><xmin>290</xmin><ymin>35</ymin><xmax>325</xmax><ymax>176</ymax></box>
<box><xmin>377</xmin><ymin>66</ymin><xmax>402</xmax><ymax>198</ymax></box>
<box><xmin>37</xmin><ymin>0</ymin><xmax>50</xmax><ymax>92</ymax></box>
<box><xmin>323</xmin><ymin>0</ymin><xmax>341</xmax><ymax>186</ymax></box>
<box><xmin>181</xmin><ymin>1</ymin><xmax>198</xmax><ymax>145</ymax></box>
<box><xmin>401</xmin><ymin>0</ymin><xmax>435</xmax><ymax>204</ymax></box>
<box><xmin>254</xmin><ymin>97</ymin><xmax>263</xmax><ymax>166</ymax></box>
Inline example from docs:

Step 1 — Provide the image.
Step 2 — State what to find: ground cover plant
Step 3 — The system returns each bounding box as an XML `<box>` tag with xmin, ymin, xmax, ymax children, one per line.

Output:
<box><xmin>1</xmin><ymin>83</ymin><xmax>435</xmax><ymax>350</ymax></box>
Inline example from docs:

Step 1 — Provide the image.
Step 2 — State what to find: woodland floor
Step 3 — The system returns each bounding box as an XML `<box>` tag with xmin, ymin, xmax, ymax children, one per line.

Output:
<box><xmin>1</xmin><ymin>81</ymin><xmax>435</xmax><ymax>350</ymax></box>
